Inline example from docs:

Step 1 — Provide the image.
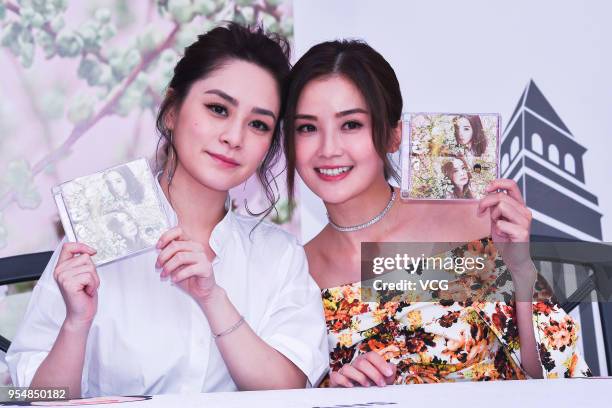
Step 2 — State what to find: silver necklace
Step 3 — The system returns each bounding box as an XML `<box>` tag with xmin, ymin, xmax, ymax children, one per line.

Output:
<box><xmin>327</xmin><ymin>187</ymin><xmax>396</xmax><ymax>232</ymax></box>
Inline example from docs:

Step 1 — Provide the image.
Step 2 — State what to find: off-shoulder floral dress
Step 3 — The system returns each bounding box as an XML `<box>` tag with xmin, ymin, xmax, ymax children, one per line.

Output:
<box><xmin>320</xmin><ymin>238</ymin><xmax>591</xmax><ymax>385</ymax></box>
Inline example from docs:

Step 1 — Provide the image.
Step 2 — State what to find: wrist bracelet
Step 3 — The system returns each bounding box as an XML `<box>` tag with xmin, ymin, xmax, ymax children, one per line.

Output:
<box><xmin>213</xmin><ymin>315</ymin><xmax>245</xmax><ymax>339</ymax></box>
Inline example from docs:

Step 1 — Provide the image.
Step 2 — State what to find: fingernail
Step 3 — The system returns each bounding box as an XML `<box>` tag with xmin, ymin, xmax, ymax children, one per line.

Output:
<box><xmin>385</xmin><ymin>368</ymin><xmax>393</xmax><ymax>376</ymax></box>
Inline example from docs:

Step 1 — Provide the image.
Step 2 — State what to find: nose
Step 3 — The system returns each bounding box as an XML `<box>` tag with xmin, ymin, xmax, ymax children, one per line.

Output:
<box><xmin>219</xmin><ymin>119</ymin><xmax>245</xmax><ymax>149</ymax></box>
<box><xmin>318</xmin><ymin>131</ymin><xmax>343</xmax><ymax>159</ymax></box>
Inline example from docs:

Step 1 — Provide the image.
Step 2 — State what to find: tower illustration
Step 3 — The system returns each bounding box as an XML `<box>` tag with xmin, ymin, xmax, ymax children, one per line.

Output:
<box><xmin>500</xmin><ymin>80</ymin><xmax>603</xmax><ymax>241</ymax></box>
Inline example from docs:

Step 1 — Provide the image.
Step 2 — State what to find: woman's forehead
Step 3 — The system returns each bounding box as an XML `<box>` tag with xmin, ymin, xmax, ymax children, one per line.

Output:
<box><xmin>297</xmin><ymin>75</ymin><xmax>367</xmax><ymax>114</ymax></box>
<box><xmin>191</xmin><ymin>60</ymin><xmax>280</xmax><ymax>112</ymax></box>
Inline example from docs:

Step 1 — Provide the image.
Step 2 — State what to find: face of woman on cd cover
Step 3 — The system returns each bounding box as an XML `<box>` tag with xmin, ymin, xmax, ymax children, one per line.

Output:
<box><xmin>104</xmin><ymin>170</ymin><xmax>129</xmax><ymax>199</ymax></box>
<box><xmin>455</xmin><ymin>116</ymin><xmax>473</xmax><ymax>145</ymax></box>
<box><xmin>115</xmin><ymin>212</ymin><xmax>139</xmax><ymax>240</ymax></box>
<box><xmin>293</xmin><ymin>75</ymin><xmax>384</xmax><ymax>204</ymax></box>
<box><xmin>450</xmin><ymin>159</ymin><xmax>469</xmax><ymax>188</ymax></box>
<box><xmin>167</xmin><ymin>59</ymin><xmax>280</xmax><ymax>192</ymax></box>
<box><xmin>106</xmin><ymin>211</ymin><xmax>141</xmax><ymax>250</ymax></box>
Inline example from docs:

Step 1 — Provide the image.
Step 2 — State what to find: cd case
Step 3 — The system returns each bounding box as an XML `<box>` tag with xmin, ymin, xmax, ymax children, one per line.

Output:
<box><xmin>400</xmin><ymin>113</ymin><xmax>500</xmax><ymax>200</ymax></box>
<box><xmin>52</xmin><ymin>158</ymin><xmax>171</xmax><ymax>266</ymax></box>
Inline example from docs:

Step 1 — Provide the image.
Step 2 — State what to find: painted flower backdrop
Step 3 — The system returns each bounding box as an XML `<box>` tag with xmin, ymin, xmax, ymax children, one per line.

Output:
<box><xmin>0</xmin><ymin>0</ymin><xmax>296</xmax><ymax>258</ymax></box>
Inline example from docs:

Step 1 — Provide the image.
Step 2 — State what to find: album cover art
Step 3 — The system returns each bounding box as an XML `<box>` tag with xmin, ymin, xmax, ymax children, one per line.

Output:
<box><xmin>400</xmin><ymin>113</ymin><xmax>500</xmax><ymax>200</ymax></box>
<box><xmin>52</xmin><ymin>158</ymin><xmax>171</xmax><ymax>265</ymax></box>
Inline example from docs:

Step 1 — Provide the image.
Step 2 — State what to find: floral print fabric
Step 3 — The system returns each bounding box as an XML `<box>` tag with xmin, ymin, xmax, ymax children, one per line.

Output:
<box><xmin>320</xmin><ymin>238</ymin><xmax>591</xmax><ymax>386</ymax></box>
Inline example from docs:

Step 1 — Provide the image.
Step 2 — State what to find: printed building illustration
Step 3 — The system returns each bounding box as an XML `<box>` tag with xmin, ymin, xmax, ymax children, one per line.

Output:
<box><xmin>501</xmin><ymin>80</ymin><xmax>608</xmax><ymax>376</ymax></box>
<box><xmin>500</xmin><ymin>80</ymin><xmax>603</xmax><ymax>241</ymax></box>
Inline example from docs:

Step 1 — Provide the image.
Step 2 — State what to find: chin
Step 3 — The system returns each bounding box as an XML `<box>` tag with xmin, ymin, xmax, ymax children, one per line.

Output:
<box><xmin>195</xmin><ymin>166</ymin><xmax>248</xmax><ymax>192</ymax></box>
<box><xmin>308</xmin><ymin>182</ymin><xmax>359</xmax><ymax>205</ymax></box>
<box><xmin>190</xmin><ymin>174</ymin><xmax>234</xmax><ymax>192</ymax></box>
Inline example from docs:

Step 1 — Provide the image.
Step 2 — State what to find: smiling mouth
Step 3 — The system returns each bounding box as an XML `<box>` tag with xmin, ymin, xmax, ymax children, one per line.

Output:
<box><xmin>207</xmin><ymin>151</ymin><xmax>240</xmax><ymax>167</ymax></box>
<box><xmin>315</xmin><ymin>166</ymin><xmax>353</xmax><ymax>177</ymax></box>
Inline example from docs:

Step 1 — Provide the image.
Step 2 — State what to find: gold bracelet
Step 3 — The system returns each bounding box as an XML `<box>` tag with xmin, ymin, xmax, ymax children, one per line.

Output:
<box><xmin>212</xmin><ymin>315</ymin><xmax>245</xmax><ymax>339</ymax></box>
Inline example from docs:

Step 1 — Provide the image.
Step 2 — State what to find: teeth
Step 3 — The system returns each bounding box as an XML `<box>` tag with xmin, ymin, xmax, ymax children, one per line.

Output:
<box><xmin>317</xmin><ymin>166</ymin><xmax>352</xmax><ymax>176</ymax></box>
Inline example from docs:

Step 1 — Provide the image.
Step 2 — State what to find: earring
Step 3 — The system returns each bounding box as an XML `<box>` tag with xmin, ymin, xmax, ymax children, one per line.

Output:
<box><xmin>167</xmin><ymin>130</ymin><xmax>175</xmax><ymax>183</ymax></box>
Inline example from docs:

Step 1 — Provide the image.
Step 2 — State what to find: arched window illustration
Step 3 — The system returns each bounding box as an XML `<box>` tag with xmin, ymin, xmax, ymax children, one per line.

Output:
<box><xmin>510</xmin><ymin>136</ymin><xmax>520</xmax><ymax>159</ymax></box>
<box><xmin>531</xmin><ymin>133</ymin><xmax>543</xmax><ymax>155</ymax></box>
<box><xmin>548</xmin><ymin>144</ymin><xmax>559</xmax><ymax>165</ymax></box>
<box><xmin>564</xmin><ymin>153</ymin><xmax>576</xmax><ymax>174</ymax></box>
<box><xmin>501</xmin><ymin>153</ymin><xmax>510</xmax><ymax>174</ymax></box>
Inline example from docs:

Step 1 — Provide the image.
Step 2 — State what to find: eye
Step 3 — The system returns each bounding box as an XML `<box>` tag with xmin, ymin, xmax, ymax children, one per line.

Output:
<box><xmin>206</xmin><ymin>104</ymin><xmax>228</xmax><ymax>117</ymax></box>
<box><xmin>250</xmin><ymin>120</ymin><xmax>271</xmax><ymax>132</ymax></box>
<box><xmin>297</xmin><ymin>124</ymin><xmax>316</xmax><ymax>133</ymax></box>
<box><xmin>342</xmin><ymin>120</ymin><xmax>363</xmax><ymax>131</ymax></box>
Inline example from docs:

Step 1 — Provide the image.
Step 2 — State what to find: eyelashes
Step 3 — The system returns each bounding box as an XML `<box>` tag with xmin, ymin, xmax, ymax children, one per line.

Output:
<box><xmin>205</xmin><ymin>103</ymin><xmax>272</xmax><ymax>133</ymax></box>
<box><xmin>250</xmin><ymin>120</ymin><xmax>270</xmax><ymax>132</ymax></box>
<box><xmin>206</xmin><ymin>103</ymin><xmax>228</xmax><ymax>117</ymax></box>
<box><xmin>342</xmin><ymin>120</ymin><xmax>363</xmax><ymax>130</ymax></box>
<box><xmin>296</xmin><ymin>124</ymin><xmax>316</xmax><ymax>133</ymax></box>
<box><xmin>296</xmin><ymin>121</ymin><xmax>364</xmax><ymax>134</ymax></box>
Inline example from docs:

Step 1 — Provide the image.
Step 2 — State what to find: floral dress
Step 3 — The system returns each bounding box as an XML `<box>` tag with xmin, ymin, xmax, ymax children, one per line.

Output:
<box><xmin>320</xmin><ymin>238</ymin><xmax>592</xmax><ymax>385</ymax></box>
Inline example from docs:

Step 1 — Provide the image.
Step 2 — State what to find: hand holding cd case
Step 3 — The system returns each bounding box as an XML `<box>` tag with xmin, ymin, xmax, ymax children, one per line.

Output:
<box><xmin>53</xmin><ymin>158</ymin><xmax>172</xmax><ymax>266</ymax></box>
<box><xmin>400</xmin><ymin>113</ymin><xmax>500</xmax><ymax>200</ymax></box>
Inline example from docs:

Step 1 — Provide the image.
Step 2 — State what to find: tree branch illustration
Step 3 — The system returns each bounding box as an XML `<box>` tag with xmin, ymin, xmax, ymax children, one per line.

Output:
<box><xmin>0</xmin><ymin>0</ymin><xmax>291</xmax><ymax>221</ymax></box>
<box><xmin>0</xmin><ymin>22</ymin><xmax>180</xmax><ymax>212</ymax></box>
<box><xmin>8</xmin><ymin>54</ymin><xmax>60</xmax><ymax>183</ymax></box>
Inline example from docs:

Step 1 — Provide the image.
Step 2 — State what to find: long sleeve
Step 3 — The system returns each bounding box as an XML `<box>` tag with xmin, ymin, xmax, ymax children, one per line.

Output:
<box><xmin>6</xmin><ymin>242</ymin><xmax>66</xmax><ymax>387</ymax></box>
<box><xmin>532</xmin><ymin>300</ymin><xmax>592</xmax><ymax>378</ymax></box>
<box><xmin>474</xmin><ymin>300</ymin><xmax>592</xmax><ymax>379</ymax></box>
<box><xmin>464</xmin><ymin>238</ymin><xmax>592</xmax><ymax>379</ymax></box>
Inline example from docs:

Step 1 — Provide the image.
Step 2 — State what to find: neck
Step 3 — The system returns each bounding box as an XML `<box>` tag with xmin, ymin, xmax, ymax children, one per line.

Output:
<box><xmin>324</xmin><ymin>177</ymin><xmax>397</xmax><ymax>249</ymax></box>
<box><xmin>159</xmin><ymin>163</ymin><xmax>227</xmax><ymax>243</ymax></box>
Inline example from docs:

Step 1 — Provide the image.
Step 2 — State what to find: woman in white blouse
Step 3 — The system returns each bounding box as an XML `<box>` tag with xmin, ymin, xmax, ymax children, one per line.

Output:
<box><xmin>6</xmin><ymin>23</ymin><xmax>328</xmax><ymax>398</ymax></box>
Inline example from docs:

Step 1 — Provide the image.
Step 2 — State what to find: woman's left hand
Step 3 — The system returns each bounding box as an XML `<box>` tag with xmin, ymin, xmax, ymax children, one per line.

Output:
<box><xmin>156</xmin><ymin>226</ymin><xmax>217</xmax><ymax>302</ymax></box>
<box><xmin>478</xmin><ymin>179</ymin><xmax>536</xmax><ymax>290</ymax></box>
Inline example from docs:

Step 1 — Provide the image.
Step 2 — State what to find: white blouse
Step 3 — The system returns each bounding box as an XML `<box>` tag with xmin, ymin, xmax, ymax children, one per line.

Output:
<box><xmin>6</xmin><ymin>178</ymin><xmax>329</xmax><ymax>396</ymax></box>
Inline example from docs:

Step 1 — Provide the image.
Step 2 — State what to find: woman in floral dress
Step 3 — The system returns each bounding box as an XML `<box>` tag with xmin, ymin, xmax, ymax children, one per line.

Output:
<box><xmin>282</xmin><ymin>39</ymin><xmax>591</xmax><ymax>386</ymax></box>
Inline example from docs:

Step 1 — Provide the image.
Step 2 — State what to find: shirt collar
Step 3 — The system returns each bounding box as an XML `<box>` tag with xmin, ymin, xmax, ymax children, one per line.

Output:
<box><xmin>155</xmin><ymin>172</ymin><xmax>233</xmax><ymax>259</ymax></box>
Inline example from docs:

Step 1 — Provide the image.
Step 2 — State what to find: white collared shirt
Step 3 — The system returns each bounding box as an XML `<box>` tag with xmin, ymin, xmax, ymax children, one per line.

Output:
<box><xmin>7</xmin><ymin>179</ymin><xmax>329</xmax><ymax>396</ymax></box>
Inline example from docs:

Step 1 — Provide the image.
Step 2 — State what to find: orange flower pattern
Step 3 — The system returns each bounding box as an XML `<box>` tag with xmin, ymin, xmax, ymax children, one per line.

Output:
<box><xmin>320</xmin><ymin>239</ymin><xmax>592</xmax><ymax>386</ymax></box>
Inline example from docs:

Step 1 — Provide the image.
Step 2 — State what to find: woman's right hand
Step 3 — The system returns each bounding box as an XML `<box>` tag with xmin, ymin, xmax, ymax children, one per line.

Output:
<box><xmin>53</xmin><ymin>243</ymin><xmax>100</xmax><ymax>327</ymax></box>
<box><xmin>329</xmin><ymin>352</ymin><xmax>397</xmax><ymax>387</ymax></box>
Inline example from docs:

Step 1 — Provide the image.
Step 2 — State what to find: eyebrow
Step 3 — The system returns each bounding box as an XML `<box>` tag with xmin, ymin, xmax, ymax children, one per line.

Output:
<box><xmin>205</xmin><ymin>89</ymin><xmax>237</xmax><ymax>106</ymax></box>
<box><xmin>336</xmin><ymin>108</ymin><xmax>368</xmax><ymax>117</ymax></box>
<box><xmin>295</xmin><ymin>114</ymin><xmax>317</xmax><ymax>120</ymax></box>
<box><xmin>295</xmin><ymin>108</ymin><xmax>369</xmax><ymax>121</ymax></box>
<box><xmin>252</xmin><ymin>107</ymin><xmax>276</xmax><ymax>121</ymax></box>
<box><xmin>205</xmin><ymin>89</ymin><xmax>276</xmax><ymax>121</ymax></box>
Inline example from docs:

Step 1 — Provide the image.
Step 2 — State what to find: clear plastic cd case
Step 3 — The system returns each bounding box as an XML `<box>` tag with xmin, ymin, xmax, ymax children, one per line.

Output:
<box><xmin>52</xmin><ymin>158</ymin><xmax>171</xmax><ymax>265</ymax></box>
<box><xmin>400</xmin><ymin>112</ymin><xmax>500</xmax><ymax>200</ymax></box>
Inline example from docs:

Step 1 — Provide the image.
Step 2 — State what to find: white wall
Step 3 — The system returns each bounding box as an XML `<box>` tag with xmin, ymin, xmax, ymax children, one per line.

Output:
<box><xmin>293</xmin><ymin>0</ymin><xmax>612</xmax><ymax>243</ymax></box>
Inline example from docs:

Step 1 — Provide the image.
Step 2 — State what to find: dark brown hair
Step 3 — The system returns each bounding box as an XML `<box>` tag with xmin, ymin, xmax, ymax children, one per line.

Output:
<box><xmin>155</xmin><ymin>22</ymin><xmax>290</xmax><ymax>217</ymax></box>
<box><xmin>441</xmin><ymin>159</ymin><xmax>473</xmax><ymax>199</ymax></box>
<box><xmin>282</xmin><ymin>40</ymin><xmax>403</xmax><ymax>204</ymax></box>
<box><xmin>453</xmin><ymin>115</ymin><xmax>487</xmax><ymax>156</ymax></box>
